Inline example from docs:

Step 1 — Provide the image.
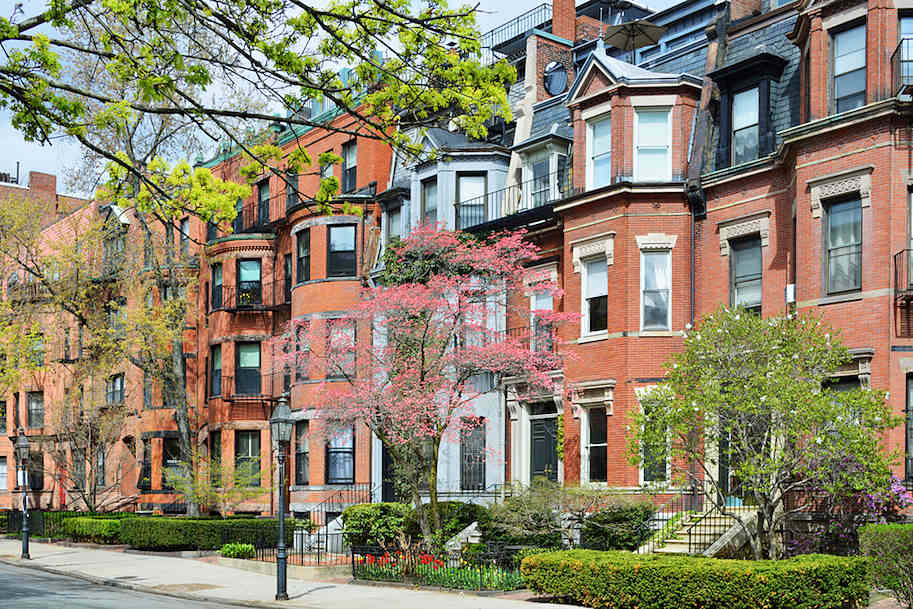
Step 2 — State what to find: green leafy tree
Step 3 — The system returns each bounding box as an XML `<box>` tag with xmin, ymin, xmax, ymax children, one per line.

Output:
<box><xmin>628</xmin><ymin>307</ymin><xmax>900</xmax><ymax>559</ymax></box>
<box><xmin>164</xmin><ymin>445</ymin><xmax>267</xmax><ymax>518</ymax></box>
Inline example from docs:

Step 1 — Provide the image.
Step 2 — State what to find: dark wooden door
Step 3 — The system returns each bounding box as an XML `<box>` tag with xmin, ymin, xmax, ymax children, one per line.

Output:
<box><xmin>531</xmin><ymin>418</ymin><xmax>558</xmax><ymax>481</ymax></box>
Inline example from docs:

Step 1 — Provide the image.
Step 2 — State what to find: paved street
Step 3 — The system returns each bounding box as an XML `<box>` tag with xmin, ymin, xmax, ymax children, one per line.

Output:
<box><xmin>0</xmin><ymin>562</ymin><xmax>235</xmax><ymax>609</ymax></box>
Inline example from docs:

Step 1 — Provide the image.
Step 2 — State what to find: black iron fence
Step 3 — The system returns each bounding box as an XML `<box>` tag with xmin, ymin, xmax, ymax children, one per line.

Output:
<box><xmin>639</xmin><ymin>484</ymin><xmax>706</xmax><ymax>554</ymax></box>
<box><xmin>212</xmin><ymin>280</ymin><xmax>286</xmax><ymax>312</ymax></box>
<box><xmin>223</xmin><ymin>525</ymin><xmax>349</xmax><ymax>566</ymax></box>
<box><xmin>351</xmin><ymin>543</ymin><xmax>525</xmax><ymax>590</ymax></box>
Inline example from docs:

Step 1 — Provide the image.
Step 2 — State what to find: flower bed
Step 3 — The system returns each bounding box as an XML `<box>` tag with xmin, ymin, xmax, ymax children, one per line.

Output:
<box><xmin>352</xmin><ymin>547</ymin><xmax>524</xmax><ymax>591</ymax></box>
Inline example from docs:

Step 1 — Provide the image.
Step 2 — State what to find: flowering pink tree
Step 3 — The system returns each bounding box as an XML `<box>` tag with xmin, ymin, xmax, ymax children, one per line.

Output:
<box><xmin>273</xmin><ymin>225</ymin><xmax>573</xmax><ymax>541</ymax></box>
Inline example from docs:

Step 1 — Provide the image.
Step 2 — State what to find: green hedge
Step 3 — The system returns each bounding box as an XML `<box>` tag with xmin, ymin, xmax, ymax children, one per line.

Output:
<box><xmin>579</xmin><ymin>502</ymin><xmax>655</xmax><ymax>551</ymax></box>
<box><xmin>860</xmin><ymin>523</ymin><xmax>913</xmax><ymax>609</ymax></box>
<box><xmin>119</xmin><ymin>517</ymin><xmax>298</xmax><ymax>551</ymax></box>
<box><xmin>61</xmin><ymin>517</ymin><xmax>122</xmax><ymax>544</ymax></box>
<box><xmin>520</xmin><ymin>550</ymin><xmax>869</xmax><ymax>609</ymax></box>
<box><xmin>343</xmin><ymin>503</ymin><xmax>412</xmax><ymax>546</ymax></box>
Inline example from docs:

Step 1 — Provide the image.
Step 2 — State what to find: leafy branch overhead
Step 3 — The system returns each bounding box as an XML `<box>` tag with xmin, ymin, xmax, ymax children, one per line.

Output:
<box><xmin>1</xmin><ymin>0</ymin><xmax>516</xmax><ymax>215</ymax></box>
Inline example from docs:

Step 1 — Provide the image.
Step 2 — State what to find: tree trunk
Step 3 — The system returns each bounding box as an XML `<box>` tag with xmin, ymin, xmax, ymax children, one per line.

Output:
<box><xmin>428</xmin><ymin>442</ymin><xmax>441</xmax><ymax>536</ymax></box>
<box><xmin>412</xmin><ymin>487</ymin><xmax>432</xmax><ymax>545</ymax></box>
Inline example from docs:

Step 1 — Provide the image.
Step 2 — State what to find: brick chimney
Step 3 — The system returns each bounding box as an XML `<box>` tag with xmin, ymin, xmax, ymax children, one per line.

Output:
<box><xmin>553</xmin><ymin>0</ymin><xmax>576</xmax><ymax>42</ymax></box>
<box><xmin>28</xmin><ymin>171</ymin><xmax>57</xmax><ymax>200</ymax></box>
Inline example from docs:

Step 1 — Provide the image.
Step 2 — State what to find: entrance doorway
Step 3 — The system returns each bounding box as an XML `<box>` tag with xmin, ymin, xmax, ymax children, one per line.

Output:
<box><xmin>529</xmin><ymin>402</ymin><xmax>558</xmax><ymax>481</ymax></box>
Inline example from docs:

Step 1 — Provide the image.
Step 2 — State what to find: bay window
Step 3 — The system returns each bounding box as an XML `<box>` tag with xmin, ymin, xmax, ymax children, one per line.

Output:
<box><xmin>211</xmin><ymin>263</ymin><xmax>223</xmax><ymax>310</ymax></box>
<box><xmin>634</xmin><ymin>108</ymin><xmax>671</xmax><ymax>182</ymax></box>
<box><xmin>236</xmin><ymin>342</ymin><xmax>261</xmax><ymax>395</ymax></box>
<box><xmin>421</xmin><ymin>178</ymin><xmax>437</xmax><ymax>226</ymax></box>
<box><xmin>257</xmin><ymin>180</ymin><xmax>270</xmax><ymax>225</ymax></box>
<box><xmin>342</xmin><ymin>141</ymin><xmax>357</xmax><ymax>193</ymax></box>
<box><xmin>237</xmin><ymin>258</ymin><xmax>262</xmax><ymax>307</ymax></box>
<box><xmin>583</xmin><ymin>258</ymin><xmax>608</xmax><ymax>335</ymax></box>
<box><xmin>586</xmin><ymin>114</ymin><xmax>612</xmax><ymax>189</ymax></box>
<box><xmin>456</xmin><ymin>173</ymin><xmax>487</xmax><ymax>229</ymax></box>
<box><xmin>584</xmin><ymin>408</ymin><xmax>608</xmax><ymax>483</ymax></box>
<box><xmin>825</xmin><ymin>198</ymin><xmax>862</xmax><ymax>294</ymax></box>
<box><xmin>210</xmin><ymin>344</ymin><xmax>222</xmax><ymax>397</ymax></box>
<box><xmin>326</xmin><ymin>426</ymin><xmax>355</xmax><ymax>484</ymax></box>
<box><xmin>296</xmin><ymin>229</ymin><xmax>310</xmax><ymax>283</ymax></box>
<box><xmin>235</xmin><ymin>430</ymin><xmax>260</xmax><ymax>487</ymax></box>
<box><xmin>641</xmin><ymin>251</ymin><xmax>671</xmax><ymax>331</ymax></box>
<box><xmin>730</xmin><ymin>236</ymin><xmax>762</xmax><ymax>313</ymax></box>
<box><xmin>327</xmin><ymin>225</ymin><xmax>356</xmax><ymax>277</ymax></box>
<box><xmin>295</xmin><ymin>421</ymin><xmax>309</xmax><ymax>486</ymax></box>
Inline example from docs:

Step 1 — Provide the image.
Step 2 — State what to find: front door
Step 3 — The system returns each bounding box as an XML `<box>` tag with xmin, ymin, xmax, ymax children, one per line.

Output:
<box><xmin>530</xmin><ymin>418</ymin><xmax>558</xmax><ymax>481</ymax></box>
<box><xmin>381</xmin><ymin>444</ymin><xmax>396</xmax><ymax>503</ymax></box>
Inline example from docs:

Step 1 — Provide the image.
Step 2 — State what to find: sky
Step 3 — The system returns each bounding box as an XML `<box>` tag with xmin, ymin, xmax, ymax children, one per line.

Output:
<box><xmin>0</xmin><ymin>0</ymin><xmax>675</xmax><ymax>194</ymax></box>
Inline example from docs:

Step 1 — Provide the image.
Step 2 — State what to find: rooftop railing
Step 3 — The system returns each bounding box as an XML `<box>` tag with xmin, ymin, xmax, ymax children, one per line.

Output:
<box><xmin>480</xmin><ymin>3</ymin><xmax>551</xmax><ymax>64</ymax></box>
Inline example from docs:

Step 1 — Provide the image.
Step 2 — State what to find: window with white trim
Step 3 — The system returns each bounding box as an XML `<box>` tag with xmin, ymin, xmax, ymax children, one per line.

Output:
<box><xmin>586</xmin><ymin>114</ymin><xmax>611</xmax><ymax>190</ymax></box>
<box><xmin>582</xmin><ymin>257</ymin><xmax>608</xmax><ymax>335</ymax></box>
<box><xmin>530</xmin><ymin>289</ymin><xmax>554</xmax><ymax>352</ymax></box>
<box><xmin>641</xmin><ymin>251</ymin><xmax>671</xmax><ymax>331</ymax></box>
<box><xmin>634</xmin><ymin>108</ymin><xmax>671</xmax><ymax>182</ymax></box>
<box><xmin>326</xmin><ymin>426</ymin><xmax>355</xmax><ymax>484</ymax></box>
<box><xmin>637</xmin><ymin>387</ymin><xmax>668</xmax><ymax>484</ymax></box>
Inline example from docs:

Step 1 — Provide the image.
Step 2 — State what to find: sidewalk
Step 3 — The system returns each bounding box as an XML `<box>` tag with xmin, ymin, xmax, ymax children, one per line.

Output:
<box><xmin>0</xmin><ymin>539</ymin><xmax>575</xmax><ymax>609</ymax></box>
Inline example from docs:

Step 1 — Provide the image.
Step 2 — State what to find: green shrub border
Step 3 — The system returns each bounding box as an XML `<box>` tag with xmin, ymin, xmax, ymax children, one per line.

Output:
<box><xmin>859</xmin><ymin>523</ymin><xmax>913</xmax><ymax>609</ymax></box>
<box><xmin>119</xmin><ymin>517</ymin><xmax>299</xmax><ymax>551</ymax></box>
<box><xmin>61</xmin><ymin>517</ymin><xmax>122</xmax><ymax>544</ymax></box>
<box><xmin>521</xmin><ymin>550</ymin><xmax>869</xmax><ymax>609</ymax></box>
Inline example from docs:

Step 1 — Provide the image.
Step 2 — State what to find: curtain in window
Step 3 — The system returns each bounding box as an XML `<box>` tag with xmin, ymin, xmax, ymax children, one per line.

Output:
<box><xmin>732</xmin><ymin>237</ymin><xmax>762</xmax><ymax>311</ymax></box>
<box><xmin>457</xmin><ymin>174</ymin><xmax>486</xmax><ymax>229</ymax></box>
<box><xmin>732</xmin><ymin>88</ymin><xmax>759</xmax><ymax>165</ymax></box>
<box><xmin>326</xmin><ymin>427</ymin><xmax>354</xmax><ymax>484</ymax></box>
<box><xmin>827</xmin><ymin>199</ymin><xmax>862</xmax><ymax>293</ymax></box>
<box><xmin>642</xmin><ymin>252</ymin><xmax>670</xmax><ymax>330</ymax></box>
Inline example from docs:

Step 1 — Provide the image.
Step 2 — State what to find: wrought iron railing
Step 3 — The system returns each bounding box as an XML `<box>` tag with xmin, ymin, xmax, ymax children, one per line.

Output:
<box><xmin>638</xmin><ymin>484</ymin><xmax>705</xmax><ymax>554</ymax></box>
<box><xmin>894</xmin><ymin>250</ymin><xmax>913</xmax><ymax>337</ymax></box>
<box><xmin>892</xmin><ymin>38</ymin><xmax>913</xmax><ymax>95</ymax></box>
<box><xmin>455</xmin><ymin>170</ymin><xmax>574</xmax><ymax>230</ymax></box>
<box><xmin>505</xmin><ymin>323</ymin><xmax>555</xmax><ymax>353</ymax></box>
<box><xmin>212</xmin><ymin>280</ymin><xmax>287</xmax><ymax>312</ymax></box>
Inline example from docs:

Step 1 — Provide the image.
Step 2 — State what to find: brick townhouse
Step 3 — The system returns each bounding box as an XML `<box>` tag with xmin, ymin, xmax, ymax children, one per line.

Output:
<box><xmin>4</xmin><ymin>0</ymin><xmax>913</xmax><ymax>517</ymax></box>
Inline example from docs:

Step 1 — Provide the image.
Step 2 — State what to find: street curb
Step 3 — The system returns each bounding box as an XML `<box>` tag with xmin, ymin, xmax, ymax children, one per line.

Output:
<box><xmin>0</xmin><ymin>556</ymin><xmax>322</xmax><ymax>609</ymax></box>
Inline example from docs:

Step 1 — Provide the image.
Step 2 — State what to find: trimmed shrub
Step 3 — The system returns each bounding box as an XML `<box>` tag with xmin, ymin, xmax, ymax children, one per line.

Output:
<box><xmin>342</xmin><ymin>503</ymin><xmax>411</xmax><ymax>547</ymax></box>
<box><xmin>220</xmin><ymin>542</ymin><xmax>256</xmax><ymax>559</ymax></box>
<box><xmin>405</xmin><ymin>501</ymin><xmax>490</xmax><ymax>544</ymax></box>
<box><xmin>61</xmin><ymin>517</ymin><xmax>122</xmax><ymax>544</ymax></box>
<box><xmin>860</xmin><ymin>523</ymin><xmax>913</xmax><ymax>609</ymax></box>
<box><xmin>520</xmin><ymin>550</ymin><xmax>868</xmax><ymax>609</ymax></box>
<box><xmin>579</xmin><ymin>501</ymin><xmax>655</xmax><ymax>550</ymax></box>
<box><xmin>119</xmin><ymin>517</ymin><xmax>297</xmax><ymax>551</ymax></box>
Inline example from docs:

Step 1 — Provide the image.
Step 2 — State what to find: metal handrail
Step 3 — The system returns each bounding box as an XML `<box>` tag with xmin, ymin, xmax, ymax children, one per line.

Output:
<box><xmin>481</xmin><ymin>3</ymin><xmax>552</xmax><ymax>50</ymax></box>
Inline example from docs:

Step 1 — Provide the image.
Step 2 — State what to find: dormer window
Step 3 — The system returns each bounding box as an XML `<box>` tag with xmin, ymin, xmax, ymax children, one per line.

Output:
<box><xmin>732</xmin><ymin>87</ymin><xmax>759</xmax><ymax>165</ymax></box>
<box><xmin>586</xmin><ymin>114</ymin><xmax>611</xmax><ymax>189</ymax></box>
<box><xmin>634</xmin><ymin>108</ymin><xmax>671</xmax><ymax>182</ymax></box>
<box><xmin>709</xmin><ymin>53</ymin><xmax>787</xmax><ymax>171</ymax></box>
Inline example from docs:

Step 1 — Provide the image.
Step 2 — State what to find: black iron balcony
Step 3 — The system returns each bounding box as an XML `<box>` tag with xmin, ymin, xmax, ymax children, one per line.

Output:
<box><xmin>455</xmin><ymin>170</ymin><xmax>574</xmax><ymax>230</ymax></box>
<box><xmin>892</xmin><ymin>38</ymin><xmax>913</xmax><ymax>96</ymax></box>
<box><xmin>506</xmin><ymin>323</ymin><xmax>555</xmax><ymax>353</ymax></box>
<box><xmin>212</xmin><ymin>280</ymin><xmax>287</xmax><ymax>312</ymax></box>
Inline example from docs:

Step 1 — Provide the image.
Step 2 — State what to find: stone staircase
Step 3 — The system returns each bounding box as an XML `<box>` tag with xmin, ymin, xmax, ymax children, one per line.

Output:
<box><xmin>649</xmin><ymin>506</ymin><xmax>756</xmax><ymax>555</ymax></box>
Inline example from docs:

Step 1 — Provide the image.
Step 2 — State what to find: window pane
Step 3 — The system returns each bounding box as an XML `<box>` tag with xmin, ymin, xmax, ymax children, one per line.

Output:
<box><xmin>585</xmin><ymin>258</ymin><xmax>608</xmax><ymax>298</ymax></box>
<box><xmin>636</xmin><ymin>149</ymin><xmax>669</xmax><ymax>181</ymax></box>
<box><xmin>588</xmin><ymin>295</ymin><xmax>608</xmax><ymax>333</ymax></box>
<box><xmin>834</xmin><ymin>26</ymin><xmax>866</xmax><ymax>74</ymax></box>
<box><xmin>591</xmin><ymin>117</ymin><xmax>611</xmax><ymax>154</ymax></box>
<box><xmin>589</xmin><ymin>445</ymin><xmax>607</xmax><ymax>483</ymax></box>
<box><xmin>593</xmin><ymin>155</ymin><xmax>612</xmax><ymax>188</ymax></box>
<box><xmin>643</xmin><ymin>252</ymin><xmax>671</xmax><ymax>290</ymax></box>
<box><xmin>828</xmin><ymin>200</ymin><xmax>862</xmax><ymax>247</ymax></box>
<box><xmin>458</xmin><ymin>175</ymin><xmax>486</xmax><ymax>203</ymax></box>
<box><xmin>734</xmin><ymin>278</ymin><xmax>762</xmax><ymax>309</ymax></box>
<box><xmin>733</xmin><ymin>125</ymin><xmax>759</xmax><ymax>165</ymax></box>
<box><xmin>329</xmin><ymin>225</ymin><xmax>356</xmax><ymax>252</ymax></box>
<box><xmin>212</xmin><ymin>264</ymin><xmax>222</xmax><ymax>285</ymax></box>
<box><xmin>732</xmin><ymin>88</ymin><xmax>759</xmax><ymax>130</ymax></box>
<box><xmin>328</xmin><ymin>426</ymin><xmax>354</xmax><ymax>448</ymax></box>
<box><xmin>732</xmin><ymin>238</ymin><xmax>762</xmax><ymax>278</ymax></box>
<box><xmin>238</xmin><ymin>259</ymin><xmax>261</xmax><ymax>282</ymax></box>
<box><xmin>238</xmin><ymin>343</ymin><xmax>260</xmax><ymax>368</ymax></box>
<box><xmin>212</xmin><ymin>345</ymin><xmax>221</xmax><ymax>370</ymax></box>
<box><xmin>902</xmin><ymin>16</ymin><xmax>913</xmax><ymax>37</ymax></box>
<box><xmin>532</xmin><ymin>290</ymin><xmax>553</xmax><ymax>311</ymax></box>
<box><xmin>643</xmin><ymin>290</ymin><xmax>669</xmax><ymax>329</ymax></box>
<box><xmin>636</xmin><ymin>110</ymin><xmax>668</xmax><ymax>146</ymax></box>
<box><xmin>835</xmin><ymin>69</ymin><xmax>866</xmax><ymax>98</ymax></box>
<box><xmin>387</xmin><ymin>206</ymin><xmax>402</xmax><ymax>241</ymax></box>
<box><xmin>343</xmin><ymin>142</ymin><xmax>356</xmax><ymax>166</ymax></box>
<box><xmin>589</xmin><ymin>408</ymin><xmax>607</xmax><ymax>445</ymax></box>
<box><xmin>422</xmin><ymin>179</ymin><xmax>437</xmax><ymax>220</ymax></box>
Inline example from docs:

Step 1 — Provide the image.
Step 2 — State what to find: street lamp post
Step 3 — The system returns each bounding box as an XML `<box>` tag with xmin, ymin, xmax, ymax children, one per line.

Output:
<box><xmin>269</xmin><ymin>395</ymin><xmax>293</xmax><ymax>601</ymax></box>
<box><xmin>14</xmin><ymin>429</ymin><xmax>31</xmax><ymax>560</ymax></box>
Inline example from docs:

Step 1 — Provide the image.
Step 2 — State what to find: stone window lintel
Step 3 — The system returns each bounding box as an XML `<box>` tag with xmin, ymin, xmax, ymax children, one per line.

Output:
<box><xmin>718</xmin><ymin>210</ymin><xmax>771</xmax><ymax>256</ymax></box>
<box><xmin>808</xmin><ymin>166</ymin><xmax>873</xmax><ymax>218</ymax></box>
